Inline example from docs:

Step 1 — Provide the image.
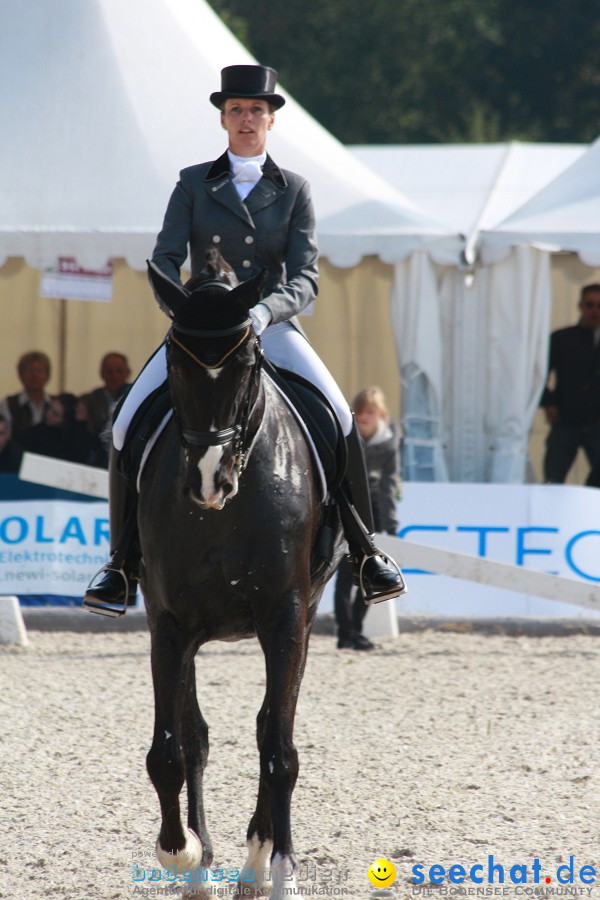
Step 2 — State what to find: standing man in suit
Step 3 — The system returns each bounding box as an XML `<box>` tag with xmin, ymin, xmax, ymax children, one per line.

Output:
<box><xmin>84</xmin><ymin>64</ymin><xmax>405</xmax><ymax>613</ymax></box>
<box><xmin>541</xmin><ymin>283</ymin><xmax>600</xmax><ymax>483</ymax></box>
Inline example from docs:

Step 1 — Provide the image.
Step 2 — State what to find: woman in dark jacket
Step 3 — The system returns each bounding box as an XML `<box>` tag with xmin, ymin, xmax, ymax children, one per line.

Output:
<box><xmin>84</xmin><ymin>65</ymin><xmax>405</xmax><ymax>614</ymax></box>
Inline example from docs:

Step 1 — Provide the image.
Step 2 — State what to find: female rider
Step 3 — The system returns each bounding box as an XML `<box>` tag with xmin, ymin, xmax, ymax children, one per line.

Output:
<box><xmin>84</xmin><ymin>65</ymin><xmax>405</xmax><ymax>614</ymax></box>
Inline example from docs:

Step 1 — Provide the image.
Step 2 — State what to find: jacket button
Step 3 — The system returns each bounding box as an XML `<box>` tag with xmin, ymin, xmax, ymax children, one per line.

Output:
<box><xmin>244</xmin><ymin>235</ymin><xmax>254</xmax><ymax>244</ymax></box>
<box><xmin>212</xmin><ymin>235</ymin><xmax>221</xmax><ymax>243</ymax></box>
<box><xmin>242</xmin><ymin>260</ymin><xmax>251</xmax><ymax>268</ymax></box>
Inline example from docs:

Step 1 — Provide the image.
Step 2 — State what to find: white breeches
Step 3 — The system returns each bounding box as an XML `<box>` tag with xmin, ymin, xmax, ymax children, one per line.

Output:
<box><xmin>112</xmin><ymin>322</ymin><xmax>352</xmax><ymax>451</ymax></box>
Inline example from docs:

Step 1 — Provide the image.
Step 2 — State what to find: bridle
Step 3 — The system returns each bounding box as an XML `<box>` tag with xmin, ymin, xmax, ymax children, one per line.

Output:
<box><xmin>166</xmin><ymin>313</ymin><xmax>263</xmax><ymax>476</ymax></box>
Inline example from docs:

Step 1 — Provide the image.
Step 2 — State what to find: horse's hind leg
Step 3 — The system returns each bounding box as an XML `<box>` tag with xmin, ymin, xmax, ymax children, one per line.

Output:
<box><xmin>146</xmin><ymin>617</ymin><xmax>203</xmax><ymax>871</ymax></box>
<box><xmin>245</xmin><ymin>605</ymin><xmax>311</xmax><ymax>898</ymax></box>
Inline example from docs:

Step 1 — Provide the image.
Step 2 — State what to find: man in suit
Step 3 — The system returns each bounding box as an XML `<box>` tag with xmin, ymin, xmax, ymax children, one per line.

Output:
<box><xmin>541</xmin><ymin>283</ymin><xmax>600</xmax><ymax>483</ymax></box>
<box><xmin>78</xmin><ymin>352</ymin><xmax>131</xmax><ymax>462</ymax></box>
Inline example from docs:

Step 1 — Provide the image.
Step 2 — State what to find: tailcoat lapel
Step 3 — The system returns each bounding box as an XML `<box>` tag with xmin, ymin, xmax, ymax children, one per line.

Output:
<box><xmin>204</xmin><ymin>151</ymin><xmax>287</xmax><ymax>226</ymax></box>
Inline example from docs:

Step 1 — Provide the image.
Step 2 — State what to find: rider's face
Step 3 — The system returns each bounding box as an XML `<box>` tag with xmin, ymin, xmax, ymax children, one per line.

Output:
<box><xmin>221</xmin><ymin>98</ymin><xmax>274</xmax><ymax>157</ymax></box>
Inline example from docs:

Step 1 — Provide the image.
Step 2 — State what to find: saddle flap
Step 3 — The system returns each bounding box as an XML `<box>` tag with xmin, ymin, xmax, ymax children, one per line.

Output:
<box><xmin>263</xmin><ymin>361</ymin><xmax>347</xmax><ymax>492</ymax></box>
<box><xmin>118</xmin><ymin>383</ymin><xmax>172</xmax><ymax>487</ymax></box>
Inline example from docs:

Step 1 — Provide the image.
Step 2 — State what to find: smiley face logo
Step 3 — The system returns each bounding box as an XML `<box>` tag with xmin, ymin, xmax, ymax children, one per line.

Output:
<box><xmin>368</xmin><ymin>857</ymin><xmax>397</xmax><ymax>888</ymax></box>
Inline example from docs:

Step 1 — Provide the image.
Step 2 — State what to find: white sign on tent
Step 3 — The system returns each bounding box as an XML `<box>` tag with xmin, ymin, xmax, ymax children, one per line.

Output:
<box><xmin>40</xmin><ymin>258</ymin><xmax>114</xmax><ymax>302</ymax></box>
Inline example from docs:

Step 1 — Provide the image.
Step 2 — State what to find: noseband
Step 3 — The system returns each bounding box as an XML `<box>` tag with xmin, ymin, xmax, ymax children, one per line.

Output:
<box><xmin>166</xmin><ymin>317</ymin><xmax>263</xmax><ymax>474</ymax></box>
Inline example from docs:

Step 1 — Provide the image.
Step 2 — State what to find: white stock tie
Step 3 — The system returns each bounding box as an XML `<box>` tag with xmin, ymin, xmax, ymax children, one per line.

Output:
<box><xmin>231</xmin><ymin>159</ymin><xmax>264</xmax><ymax>200</ymax></box>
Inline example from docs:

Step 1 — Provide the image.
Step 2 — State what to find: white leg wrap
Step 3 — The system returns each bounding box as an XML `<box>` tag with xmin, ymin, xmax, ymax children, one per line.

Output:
<box><xmin>271</xmin><ymin>852</ymin><xmax>299</xmax><ymax>899</ymax></box>
<box><xmin>241</xmin><ymin>834</ymin><xmax>274</xmax><ymax>893</ymax></box>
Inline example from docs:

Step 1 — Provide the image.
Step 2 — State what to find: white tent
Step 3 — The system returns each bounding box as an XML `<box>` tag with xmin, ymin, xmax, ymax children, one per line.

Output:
<box><xmin>350</xmin><ymin>143</ymin><xmax>594</xmax><ymax>483</ymax></box>
<box><xmin>351</xmin><ymin>142</ymin><xmax>586</xmax><ymax>263</ymax></box>
<box><xmin>0</xmin><ymin>0</ymin><xmax>447</xmax><ymax>272</ymax></box>
<box><xmin>482</xmin><ymin>136</ymin><xmax>600</xmax><ymax>267</ymax></box>
<box><xmin>2</xmin><ymin>0</ymin><xmax>597</xmax><ymax>485</ymax></box>
<box><xmin>0</xmin><ymin>0</ymin><xmax>453</xmax><ymax>433</ymax></box>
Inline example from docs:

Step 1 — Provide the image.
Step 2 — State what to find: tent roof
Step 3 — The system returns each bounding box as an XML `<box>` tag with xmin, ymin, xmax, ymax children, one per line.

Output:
<box><xmin>481</xmin><ymin>135</ymin><xmax>600</xmax><ymax>266</ymax></box>
<box><xmin>351</xmin><ymin>142</ymin><xmax>587</xmax><ymax>264</ymax></box>
<box><xmin>0</xmin><ymin>0</ymin><xmax>448</xmax><ymax>271</ymax></box>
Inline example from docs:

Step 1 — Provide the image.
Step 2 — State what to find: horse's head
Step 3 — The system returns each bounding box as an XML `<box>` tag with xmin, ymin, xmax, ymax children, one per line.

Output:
<box><xmin>148</xmin><ymin>253</ymin><xmax>267</xmax><ymax>511</ymax></box>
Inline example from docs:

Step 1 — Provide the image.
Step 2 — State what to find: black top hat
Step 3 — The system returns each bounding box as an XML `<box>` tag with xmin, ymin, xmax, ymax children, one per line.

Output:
<box><xmin>210</xmin><ymin>65</ymin><xmax>286</xmax><ymax>109</ymax></box>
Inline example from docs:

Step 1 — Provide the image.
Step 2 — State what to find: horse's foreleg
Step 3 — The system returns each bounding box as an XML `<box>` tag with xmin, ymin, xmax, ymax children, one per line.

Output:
<box><xmin>146</xmin><ymin>617</ymin><xmax>202</xmax><ymax>871</ymax></box>
<box><xmin>243</xmin><ymin>697</ymin><xmax>274</xmax><ymax>894</ymax></box>
<box><xmin>248</xmin><ymin>606</ymin><xmax>311</xmax><ymax>898</ymax></box>
<box><xmin>181</xmin><ymin>658</ymin><xmax>213</xmax><ymax>868</ymax></box>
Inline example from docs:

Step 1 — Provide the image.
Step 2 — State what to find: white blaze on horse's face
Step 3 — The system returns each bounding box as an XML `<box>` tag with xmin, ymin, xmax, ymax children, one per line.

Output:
<box><xmin>193</xmin><ymin>419</ymin><xmax>240</xmax><ymax>511</ymax></box>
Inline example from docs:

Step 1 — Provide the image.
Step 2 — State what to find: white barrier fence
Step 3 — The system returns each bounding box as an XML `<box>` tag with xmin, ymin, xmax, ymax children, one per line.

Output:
<box><xmin>378</xmin><ymin>534</ymin><xmax>600</xmax><ymax>612</ymax></box>
<box><xmin>4</xmin><ymin>455</ymin><xmax>600</xmax><ymax>631</ymax></box>
<box><xmin>19</xmin><ymin>452</ymin><xmax>108</xmax><ymax>499</ymax></box>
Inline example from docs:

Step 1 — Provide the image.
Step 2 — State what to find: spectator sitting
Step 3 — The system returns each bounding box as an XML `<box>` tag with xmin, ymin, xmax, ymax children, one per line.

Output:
<box><xmin>78</xmin><ymin>352</ymin><xmax>132</xmax><ymax>460</ymax></box>
<box><xmin>0</xmin><ymin>351</ymin><xmax>52</xmax><ymax>443</ymax></box>
<box><xmin>0</xmin><ymin>413</ymin><xmax>24</xmax><ymax>473</ymax></box>
<box><xmin>21</xmin><ymin>393</ymin><xmax>102</xmax><ymax>465</ymax></box>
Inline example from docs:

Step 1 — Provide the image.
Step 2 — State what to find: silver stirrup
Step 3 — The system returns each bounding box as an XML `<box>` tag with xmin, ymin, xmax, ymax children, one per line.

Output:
<box><xmin>359</xmin><ymin>553</ymin><xmax>408</xmax><ymax>606</ymax></box>
<box><xmin>82</xmin><ymin>567</ymin><xmax>131</xmax><ymax>618</ymax></box>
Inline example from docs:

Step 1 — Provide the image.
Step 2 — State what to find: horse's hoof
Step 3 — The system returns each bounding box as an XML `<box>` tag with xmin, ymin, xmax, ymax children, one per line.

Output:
<box><xmin>155</xmin><ymin>826</ymin><xmax>202</xmax><ymax>870</ymax></box>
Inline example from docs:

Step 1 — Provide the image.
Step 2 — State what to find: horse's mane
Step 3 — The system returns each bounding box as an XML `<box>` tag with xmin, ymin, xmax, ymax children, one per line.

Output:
<box><xmin>184</xmin><ymin>249</ymin><xmax>239</xmax><ymax>292</ymax></box>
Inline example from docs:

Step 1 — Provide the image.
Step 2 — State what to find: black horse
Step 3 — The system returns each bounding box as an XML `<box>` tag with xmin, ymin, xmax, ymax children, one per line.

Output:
<box><xmin>139</xmin><ymin>252</ymin><xmax>343</xmax><ymax>898</ymax></box>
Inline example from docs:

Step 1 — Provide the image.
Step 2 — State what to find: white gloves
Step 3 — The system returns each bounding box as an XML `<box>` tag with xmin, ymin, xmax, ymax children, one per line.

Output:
<box><xmin>249</xmin><ymin>303</ymin><xmax>272</xmax><ymax>336</ymax></box>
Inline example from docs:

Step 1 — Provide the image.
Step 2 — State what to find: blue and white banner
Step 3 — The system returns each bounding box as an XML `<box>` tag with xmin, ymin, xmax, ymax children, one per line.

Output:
<box><xmin>0</xmin><ymin>500</ymin><xmax>109</xmax><ymax>597</ymax></box>
<box><xmin>398</xmin><ymin>482</ymin><xmax>600</xmax><ymax>583</ymax></box>
<box><xmin>1</xmin><ymin>485</ymin><xmax>600</xmax><ymax>616</ymax></box>
<box><xmin>391</xmin><ymin>482</ymin><xmax>600</xmax><ymax>619</ymax></box>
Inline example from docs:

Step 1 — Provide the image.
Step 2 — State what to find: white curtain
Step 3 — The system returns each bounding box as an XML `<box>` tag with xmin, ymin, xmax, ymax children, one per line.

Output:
<box><xmin>484</xmin><ymin>246</ymin><xmax>551</xmax><ymax>481</ymax></box>
<box><xmin>391</xmin><ymin>247</ymin><xmax>551</xmax><ymax>483</ymax></box>
<box><xmin>390</xmin><ymin>252</ymin><xmax>449</xmax><ymax>481</ymax></box>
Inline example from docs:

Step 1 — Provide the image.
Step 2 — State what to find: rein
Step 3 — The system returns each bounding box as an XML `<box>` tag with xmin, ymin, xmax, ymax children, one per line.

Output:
<box><xmin>167</xmin><ymin>326</ymin><xmax>263</xmax><ymax>475</ymax></box>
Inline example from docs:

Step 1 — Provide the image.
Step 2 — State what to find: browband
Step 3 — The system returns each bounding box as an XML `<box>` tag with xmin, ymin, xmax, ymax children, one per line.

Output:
<box><xmin>172</xmin><ymin>318</ymin><xmax>252</xmax><ymax>339</ymax></box>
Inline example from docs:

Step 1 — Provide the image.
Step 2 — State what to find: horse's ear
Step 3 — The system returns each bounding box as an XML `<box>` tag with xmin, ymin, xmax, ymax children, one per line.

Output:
<box><xmin>147</xmin><ymin>260</ymin><xmax>189</xmax><ymax>319</ymax></box>
<box><xmin>230</xmin><ymin>267</ymin><xmax>268</xmax><ymax>311</ymax></box>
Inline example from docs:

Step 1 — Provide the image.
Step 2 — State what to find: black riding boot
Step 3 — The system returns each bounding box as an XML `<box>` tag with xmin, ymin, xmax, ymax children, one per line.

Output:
<box><xmin>83</xmin><ymin>448</ymin><xmax>140</xmax><ymax>617</ymax></box>
<box><xmin>335</xmin><ymin>420</ymin><xmax>407</xmax><ymax>605</ymax></box>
